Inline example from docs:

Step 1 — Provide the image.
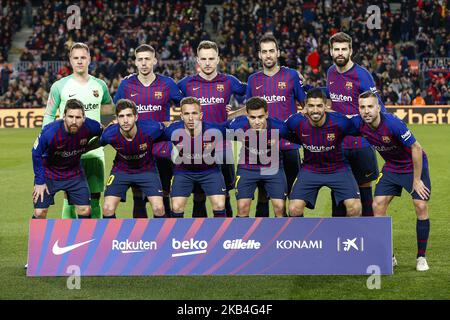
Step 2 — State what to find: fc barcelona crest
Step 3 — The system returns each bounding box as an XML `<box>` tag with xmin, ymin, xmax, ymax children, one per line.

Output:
<box><xmin>154</xmin><ymin>91</ymin><xmax>163</xmax><ymax>99</ymax></box>
<box><xmin>216</xmin><ymin>84</ymin><xmax>224</xmax><ymax>92</ymax></box>
<box><xmin>139</xmin><ymin>143</ymin><xmax>148</xmax><ymax>151</ymax></box>
<box><xmin>327</xmin><ymin>133</ymin><xmax>336</xmax><ymax>141</ymax></box>
<box><xmin>382</xmin><ymin>136</ymin><xmax>391</xmax><ymax>143</ymax></box>
<box><xmin>345</xmin><ymin>82</ymin><xmax>353</xmax><ymax>90</ymax></box>
<box><xmin>80</xmin><ymin>138</ymin><xmax>87</xmax><ymax>146</ymax></box>
<box><xmin>93</xmin><ymin>90</ymin><xmax>99</xmax><ymax>97</ymax></box>
<box><xmin>278</xmin><ymin>82</ymin><xmax>286</xmax><ymax>89</ymax></box>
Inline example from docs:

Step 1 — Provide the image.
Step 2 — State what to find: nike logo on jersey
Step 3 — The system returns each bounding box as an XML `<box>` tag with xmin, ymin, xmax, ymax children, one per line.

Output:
<box><xmin>256</xmin><ymin>85</ymin><xmax>263</xmax><ymax>90</ymax></box>
<box><xmin>301</xmin><ymin>134</ymin><xmax>310</xmax><ymax>137</ymax></box>
<box><xmin>365</xmin><ymin>172</ymin><xmax>373</xmax><ymax>178</ymax></box>
<box><xmin>69</xmin><ymin>94</ymin><xmax>76</xmax><ymax>97</ymax></box>
<box><xmin>329</xmin><ymin>81</ymin><xmax>334</xmax><ymax>85</ymax></box>
<box><xmin>193</xmin><ymin>87</ymin><xmax>200</xmax><ymax>91</ymax></box>
<box><xmin>52</xmin><ymin>239</ymin><xmax>95</xmax><ymax>255</ymax></box>
<box><xmin>131</xmin><ymin>93</ymin><xmax>138</xmax><ymax>97</ymax></box>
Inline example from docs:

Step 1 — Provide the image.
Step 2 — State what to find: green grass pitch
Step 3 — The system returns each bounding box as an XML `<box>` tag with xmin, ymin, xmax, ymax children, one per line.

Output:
<box><xmin>1</xmin><ymin>125</ymin><xmax>449</xmax><ymax>299</ymax></box>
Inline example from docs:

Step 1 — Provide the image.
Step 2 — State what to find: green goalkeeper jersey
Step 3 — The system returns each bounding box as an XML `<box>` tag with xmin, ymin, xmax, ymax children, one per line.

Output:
<box><xmin>43</xmin><ymin>74</ymin><xmax>112</xmax><ymax>159</ymax></box>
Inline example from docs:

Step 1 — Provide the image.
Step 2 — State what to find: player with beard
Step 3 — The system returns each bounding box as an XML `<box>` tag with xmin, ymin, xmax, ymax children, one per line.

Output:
<box><xmin>245</xmin><ymin>34</ymin><xmax>306</xmax><ymax>217</ymax></box>
<box><xmin>32</xmin><ymin>99</ymin><xmax>103</xmax><ymax>219</ymax></box>
<box><xmin>326</xmin><ymin>32</ymin><xmax>385</xmax><ymax>217</ymax></box>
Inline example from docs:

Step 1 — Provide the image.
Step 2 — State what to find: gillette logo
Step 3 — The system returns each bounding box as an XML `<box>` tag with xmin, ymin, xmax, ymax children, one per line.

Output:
<box><xmin>223</xmin><ymin>239</ymin><xmax>261</xmax><ymax>250</ymax></box>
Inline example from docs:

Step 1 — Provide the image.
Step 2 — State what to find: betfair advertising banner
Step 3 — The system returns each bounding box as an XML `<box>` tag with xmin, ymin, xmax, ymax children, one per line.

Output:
<box><xmin>1</xmin><ymin>106</ymin><xmax>449</xmax><ymax>128</ymax></box>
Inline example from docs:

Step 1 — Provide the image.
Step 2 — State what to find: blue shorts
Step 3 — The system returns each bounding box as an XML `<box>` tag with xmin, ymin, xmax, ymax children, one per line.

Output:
<box><xmin>34</xmin><ymin>176</ymin><xmax>91</xmax><ymax>209</ymax></box>
<box><xmin>171</xmin><ymin>170</ymin><xmax>226</xmax><ymax>197</ymax></box>
<box><xmin>236</xmin><ymin>167</ymin><xmax>287</xmax><ymax>200</ymax></box>
<box><xmin>344</xmin><ymin>147</ymin><xmax>379</xmax><ymax>184</ymax></box>
<box><xmin>105</xmin><ymin>171</ymin><xmax>163</xmax><ymax>202</ymax></box>
<box><xmin>375</xmin><ymin>167</ymin><xmax>432</xmax><ymax>201</ymax></box>
<box><xmin>289</xmin><ymin>169</ymin><xmax>360</xmax><ymax>209</ymax></box>
<box><xmin>193</xmin><ymin>150</ymin><xmax>235</xmax><ymax>194</ymax></box>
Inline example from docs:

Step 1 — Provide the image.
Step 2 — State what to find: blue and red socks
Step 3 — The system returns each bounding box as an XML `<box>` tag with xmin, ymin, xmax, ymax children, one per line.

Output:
<box><xmin>171</xmin><ymin>211</ymin><xmax>184</xmax><ymax>218</ymax></box>
<box><xmin>416</xmin><ymin>219</ymin><xmax>430</xmax><ymax>258</ymax></box>
<box><xmin>213</xmin><ymin>209</ymin><xmax>226</xmax><ymax>218</ymax></box>
<box><xmin>360</xmin><ymin>186</ymin><xmax>374</xmax><ymax>216</ymax></box>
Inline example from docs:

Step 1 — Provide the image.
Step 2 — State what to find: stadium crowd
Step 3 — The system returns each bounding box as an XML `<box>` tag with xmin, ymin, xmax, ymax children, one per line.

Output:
<box><xmin>1</xmin><ymin>0</ymin><xmax>449</xmax><ymax>108</ymax></box>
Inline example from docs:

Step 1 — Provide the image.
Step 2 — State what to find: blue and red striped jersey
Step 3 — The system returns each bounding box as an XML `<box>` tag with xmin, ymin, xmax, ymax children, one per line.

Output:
<box><xmin>178</xmin><ymin>73</ymin><xmax>247</xmax><ymax>123</ymax></box>
<box><xmin>162</xmin><ymin>121</ymin><xmax>226</xmax><ymax>173</ymax></box>
<box><xmin>227</xmin><ymin>115</ymin><xmax>288</xmax><ymax>170</ymax></box>
<box><xmin>100</xmin><ymin>120</ymin><xmax>164</xmax><ymax>173</ymax></box>
<box><xmin>114</xmin><ymin>73</ymin><xmax>183</xmax><ymax>122</ymax></box>
<box><xmin>351</xmin><ymin>113</ymin><xmax>428</xmax><ymax>173</ymax></box>
<box><xmin>246</xmin><ymin>66</ymin><xmax>306</xmax><ymax>150</ymax></box>
<box><xmin>32</xmin><ymin>118</ymin><xmax>102</xmax><ymax>184</ymax></box>
<box><xmin>285</xmin><ymin>112</ymin><xmax>358</xmax><ymax>173</ymax></box>
<box><xmin>326</xmin><ymin>63</ymin><xmax>385</xmax><ymax>149</ymax></box>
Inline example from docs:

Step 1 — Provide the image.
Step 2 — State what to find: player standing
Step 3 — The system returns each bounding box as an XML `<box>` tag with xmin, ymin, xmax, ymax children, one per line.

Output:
<box><xmin>178</xmin><ymin>40</ymin><xmax>247</xmax><ymax>218</ymax></box>
<box><xmin>43</xmin><ymin>42</ymin><xmax>113</xmax><ymax>219</ymax></box>
<box><xmin>327</xmin><ymin>32</ymin><xmax>384</xmax><ymax>217</ymax></box>
<box><xmin>114</xmin><ymin>44</ymin><xmax>183</xmax><ymax>218</ymax></box>
<box><xmin>228</xmin><ymin>97</ymin><xmax>288</xmax><ymax>217</ymax></box>
<box><xmin>246</xmin><ymin>34</ymin><xmax>306</xmax><ymax>217</ymax></box>
<box><xmin>32</xmin><ymin>99</ymin><xmax>103</xmax><ymax>219</ymax></box>
<box><xmin>285</xmin><ymin>89</ymin><xmax>361</xmax><ymax>217</ymax></box>
<box><xmin>353</xmin><ymin>91</ymin><xmax>431</xmax><ymax>271</ymax></box>
<box><xmin>99</xmin><ymin>99</ymin><xmax>166</xmax><ymax>218</ymax></box>
<box><xmin>163</xmin><ymin>97</ymin><xmax>226</xmax><ymax>218</ymax></box>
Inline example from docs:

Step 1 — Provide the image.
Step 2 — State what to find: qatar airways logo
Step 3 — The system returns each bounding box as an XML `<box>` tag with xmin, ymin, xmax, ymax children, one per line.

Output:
<box><xmin>199</xmin><ymin>97</ymin><xmax>225</xmax><ymax>105</ymax></box>
<box><xmin>330</xmin><ymin>92</ymin><xmax>353</xmax><ymax>103</ymax></box>
<box><xmin>261</xmin><ymin>95</ymin><xmax>286</xmax><ymax>103</ymax></box>
<box><xmin>302</xmin><ymin>144</ymin><xmax>335</xmax><ymax>152</ymax></box>
<box><xmin>136</xmin><ymin>104</ymin><xmax>162</xmax><ymax>112</ymax></box>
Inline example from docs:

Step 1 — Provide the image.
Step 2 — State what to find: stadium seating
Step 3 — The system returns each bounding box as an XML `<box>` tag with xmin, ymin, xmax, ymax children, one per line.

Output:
<box><xmin>1</xmin><ymin>0</ymin><xmax>449</xmax><ymax>108</ymax></box>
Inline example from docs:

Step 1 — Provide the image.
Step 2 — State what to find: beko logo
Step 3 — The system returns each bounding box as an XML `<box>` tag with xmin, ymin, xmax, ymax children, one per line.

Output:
<box><xmin>172</xmin><ymin>238</ymin><xmax>208</xmax><ymax>257</ymax></box>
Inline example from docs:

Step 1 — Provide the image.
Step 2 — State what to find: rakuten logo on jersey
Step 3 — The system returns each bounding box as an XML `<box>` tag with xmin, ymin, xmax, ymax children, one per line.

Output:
<box><xmin>172</xmin><ymin>238</ymin><xmax>208</xmax><ymax>257</ymax></box>
<box><xmin>136</xmin><ymin>104</ymin><xmax>162</xmax><ymax>112</ymax></box>
<box><xmin>262</xmin><ymin>95</ymin><xmax>286</xmax><ymax>103</ymax></box>
<box><xmin>223</xmin><ymin>239</ymin><xmax>261</xmax><ymax>250</ymax></box>
<box><xmin>199</xmin><ymin>97</ymin><xmax>225</xmax><ymax>105</ymax></box>
<box><xmin>330</xmin><ymin>92</ymin><xmax>353</xmax><ymax>103</ymax></box>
